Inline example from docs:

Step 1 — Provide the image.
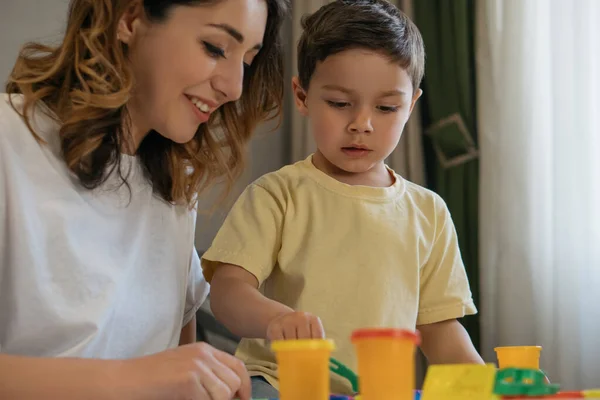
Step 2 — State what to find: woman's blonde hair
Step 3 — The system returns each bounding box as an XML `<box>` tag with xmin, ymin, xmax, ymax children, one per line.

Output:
<box><xmin>6</xmin><ymin>0</ymin><xmax>289</xmax><ymax>207</ymax></box>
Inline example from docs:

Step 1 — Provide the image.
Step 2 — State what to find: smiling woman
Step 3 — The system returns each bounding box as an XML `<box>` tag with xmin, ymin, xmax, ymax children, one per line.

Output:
<box><xmin>7</xmin><ymin>0</ymin><xmax>286</xmax><ymax>205</ymax></box>
<box><xmin>0</xmin><ymin>0</ymin><xmax>289</xmax><ymax>399</ymax></box>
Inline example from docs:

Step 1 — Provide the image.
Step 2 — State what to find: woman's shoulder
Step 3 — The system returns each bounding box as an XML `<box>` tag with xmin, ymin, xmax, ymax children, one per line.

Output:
<box><xmin>0</xmin><ymin>93</ymin><xmax>61</xmax><ymax>155</ymax></box>
<box><xmin>0</xmin><ymin>93</ymin><xmax>25</xmax><ymax>135</ymax></box>
<box><xmin>0</xmin><ymin>93</ymin><xmax>28</xmax><ymax>155</ymax></box>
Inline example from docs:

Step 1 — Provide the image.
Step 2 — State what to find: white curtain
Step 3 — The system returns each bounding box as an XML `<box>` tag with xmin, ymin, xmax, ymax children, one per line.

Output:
<box><xmin>289</xmin><ymin>0</ymin><xmax>425</xmax><ymax>186</ymax></box>
<box><xmin>477</xmin><ymin>0</ymin><xmax>600</xmax><ymax>390</ymax></box>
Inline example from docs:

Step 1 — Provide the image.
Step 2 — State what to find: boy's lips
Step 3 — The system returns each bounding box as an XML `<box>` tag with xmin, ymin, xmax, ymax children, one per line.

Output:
<box><xmin>343</xmin><ymin>144</ymin><xmax>371</xmax><ymax>151</ymax></box>
<box><xmin>341</xmin><ymin>145</ymin><xmax>372</xmax><ymax>157</ymax></box>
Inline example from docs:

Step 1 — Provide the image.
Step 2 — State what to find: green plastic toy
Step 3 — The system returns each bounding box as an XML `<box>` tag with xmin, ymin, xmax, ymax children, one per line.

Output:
<box><xmin>493</xmin><ymin>368</ymin><xmax>560</xmax><ymax>397</ymax></box>
<box><xmin>329</xmin><ymin>357</ymin><xmax>359</xmax><ymax>393</ymax></box>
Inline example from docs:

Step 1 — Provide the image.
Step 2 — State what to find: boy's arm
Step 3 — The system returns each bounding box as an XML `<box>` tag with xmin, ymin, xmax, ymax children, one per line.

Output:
<box><xmin>210</xmin><ymin>264</ymin><xmax>293</xmax><ymax>338</ymax></box>
<box><xmin>203</xmin><ymin>183</ymin><xmax>325</xmax><ymax>340</ymax></box>
<box><xmin>418</xmin><ymin>319</ymin><xmax>484</xmax><ymax>364</ymax></box>
<box><xmin>210</xmin><ymin>264</ymin><xmax>325</xmax><ymax>340</ymax></box>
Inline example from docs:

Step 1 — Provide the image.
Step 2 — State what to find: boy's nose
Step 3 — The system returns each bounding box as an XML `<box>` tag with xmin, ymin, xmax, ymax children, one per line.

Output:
<box><xmin>348</xmin><ymin>110</ymin><xmax>373</xmax><ymax>134</ymax></box>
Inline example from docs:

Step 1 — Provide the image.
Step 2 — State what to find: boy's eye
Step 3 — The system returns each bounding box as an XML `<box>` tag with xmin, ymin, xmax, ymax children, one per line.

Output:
<box><xmin>378</xmin><ymin>105</ymin><xmax>399</xmax><ymax>113</ymax></box>
<box><xmin>326</xmin><ymin>100</ymin><xmax>350</xmax><ymax>108</ymax></box>
<box><xmin>202</xmin><ymin>41</ymin><xmax>226</xmax><ymax>58</ymax></box>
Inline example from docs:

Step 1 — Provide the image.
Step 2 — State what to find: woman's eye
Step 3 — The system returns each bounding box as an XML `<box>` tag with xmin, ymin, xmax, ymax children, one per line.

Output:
<box><xmin>202</xmin><ymin>41</ymin><xmax>226</xmax><ymax>58</ymax></box>
<box><xmin>326</xmin><ymin>100</ymin><xmax>350</xmax><ymax>108</ymax></box>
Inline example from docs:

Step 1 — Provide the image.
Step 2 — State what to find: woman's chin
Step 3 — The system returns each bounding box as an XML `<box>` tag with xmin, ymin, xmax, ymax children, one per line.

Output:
<box><xmin>164</xmin><ymin>128</ymin><xmax>200</xmax><ymax>145</ymax></box>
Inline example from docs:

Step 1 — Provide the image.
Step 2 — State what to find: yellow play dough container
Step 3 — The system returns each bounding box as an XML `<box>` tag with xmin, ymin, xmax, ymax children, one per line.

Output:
<box><xmin>352</xmin><ymin>328</ymin><xmax>421</xmax><ymax>400</ymax></box>
<box><xmin>494</xmin><ymin>346</ymin><xmax>542</xmax><ymax>369</ymax></box>
<box><xmin>583</xmin><ymin>389</ymin><xmax>600</xmax><ymax>398</ymax></box>
<box><xmin>271</xmin><ymin>339</ymin><xmax>335</xmax><ymax>400</ymax></box>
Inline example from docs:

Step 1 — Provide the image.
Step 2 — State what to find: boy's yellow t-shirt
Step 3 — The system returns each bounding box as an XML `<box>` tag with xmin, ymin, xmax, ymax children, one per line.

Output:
<box><xmin>202</xmin><ymin>155</ymin><xmax>476</xmax><ymax>394</ymax></box>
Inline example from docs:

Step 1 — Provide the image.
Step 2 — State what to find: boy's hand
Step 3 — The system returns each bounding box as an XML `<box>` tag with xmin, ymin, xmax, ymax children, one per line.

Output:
<box><xmin>267</xmin><ymin>311</ymin><xmax>325</xmax><ymax>340</ymax></box>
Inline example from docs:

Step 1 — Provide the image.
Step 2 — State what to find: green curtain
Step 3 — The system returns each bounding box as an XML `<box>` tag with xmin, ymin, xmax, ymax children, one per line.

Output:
<box><xmin>414</xmin><ymin>0</ymin><xmax>480</xmax><ymax>351</ymax></box>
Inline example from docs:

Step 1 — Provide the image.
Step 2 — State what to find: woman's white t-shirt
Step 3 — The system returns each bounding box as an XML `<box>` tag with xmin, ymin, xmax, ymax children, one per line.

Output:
<box><xmin>0</xmin><ymin>94</ymin><xmax>209</xmax><ymax>358</ymax></box>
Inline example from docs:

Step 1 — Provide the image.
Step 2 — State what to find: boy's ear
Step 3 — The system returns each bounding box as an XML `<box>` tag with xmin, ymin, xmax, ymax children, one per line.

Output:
<box><xmin>408</xmin><ymin>88</ymin><xmax>423</xmax><ymax>115</ymax></box>
<box><xmin>292</xmin><ymin>77</ymin><xmax>309</xmax><ymax>116</ymax></box>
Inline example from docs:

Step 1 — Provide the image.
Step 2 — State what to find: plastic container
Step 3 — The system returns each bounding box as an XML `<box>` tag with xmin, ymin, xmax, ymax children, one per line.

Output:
<box><xmin>351</xmin><ymin>328</ymin><xmax>421</xmax><ymax>400</ymax></box>
<box><xmin>584</xmin><ymin>390</ymin><xmax>600</xmax><ymax>398</ymax></box>
<box><xmin>271</xmin><ymin>339</ymin><xmax>335</xmax><ymax>400</ymax></box>
<box><xmin>494</xmin><ymin>346</ymin><xmax>542</xmax><ymax>369</ymax></box>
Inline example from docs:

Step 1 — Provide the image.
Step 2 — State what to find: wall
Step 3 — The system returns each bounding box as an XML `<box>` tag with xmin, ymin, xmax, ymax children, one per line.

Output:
<box><xmin>0</xmin><ymin>0</ymin><xmax>289</xmax><ymax>251</ymax></box>
<box><xmin>0</xmin><ymin>0</ymin><xmax>69</xmax><ymax>81</ymax></box>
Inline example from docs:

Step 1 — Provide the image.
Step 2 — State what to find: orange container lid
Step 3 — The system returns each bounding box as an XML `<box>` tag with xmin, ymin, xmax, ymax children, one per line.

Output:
<box><xmin>351</xmin><ymin>328</ymin><xmax>421</xmax><ymax>345</ymax></box>
<box><xmin>494</xmin><ymin>345</ymin><xmax>542</xmax><ymax>351</ymax></box>
<box><xmin>545</xmin><ymin>391</ymin><xmax>583</xmax><ymax>398</ymax></box>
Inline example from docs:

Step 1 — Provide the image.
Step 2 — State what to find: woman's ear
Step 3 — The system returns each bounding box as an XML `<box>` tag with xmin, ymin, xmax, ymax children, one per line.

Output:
<box><xmin>292</xmin><ymin>76</ymin><xmax>309</xmax><ymax>116</ymax></box>
<box><xmin>117</xmin><ymin>1</ymin><xmax>145</xmax><ymax>44</ymax></box>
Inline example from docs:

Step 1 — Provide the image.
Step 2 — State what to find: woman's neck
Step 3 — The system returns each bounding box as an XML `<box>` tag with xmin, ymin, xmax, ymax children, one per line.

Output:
<box><xmin>121</xmin><ymin>101</ymin><xmax>150</xmax><ymax>155</ymax></box>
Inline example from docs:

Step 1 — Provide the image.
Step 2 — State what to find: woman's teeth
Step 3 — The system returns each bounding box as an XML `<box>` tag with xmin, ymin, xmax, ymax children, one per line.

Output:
<box><xmin>189</xmin><ymin>96</ymin><xmax>210</xmax><ymax>113</ymax></box>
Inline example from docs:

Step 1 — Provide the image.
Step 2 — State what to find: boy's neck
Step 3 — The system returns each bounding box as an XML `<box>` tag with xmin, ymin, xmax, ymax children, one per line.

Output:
<box><xmin>312</xmin><ymin>151</ymin><xmax>395</xmax><ymax>188</ymax></box>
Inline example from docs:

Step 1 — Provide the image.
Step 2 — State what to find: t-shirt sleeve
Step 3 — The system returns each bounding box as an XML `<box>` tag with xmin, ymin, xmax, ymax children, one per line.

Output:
<box><xmin>201</xmin><ymin>182</ymin><xmax>284</xmax><ymax>285</ymax></box>
<box><xmin>183</xmin><ymin>246</ymin><xmax>210</xmax><ymax>325</ymax></box>
<box><xmin>417</xmin><ymin>195</ymin><xmax>477</xmax><ymax>325</ymax></box>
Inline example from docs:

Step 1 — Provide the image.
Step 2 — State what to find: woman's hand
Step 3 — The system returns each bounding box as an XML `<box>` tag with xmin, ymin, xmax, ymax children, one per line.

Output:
<box><xmin>0</xmin><ymin>345</ymin><xmax>249</xmax><ymax>400</ymax></box>
<box><xmin>123</xmin><ymin>342</ymin><xmax>251</xmax><ymax>400</ymax></box>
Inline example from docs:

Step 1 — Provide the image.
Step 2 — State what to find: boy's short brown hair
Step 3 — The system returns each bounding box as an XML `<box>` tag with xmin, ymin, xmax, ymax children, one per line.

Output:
<box><xmin>297</xmin><ymin>0</ymin><xmax>425</xmax><ymax>93</ymax></box>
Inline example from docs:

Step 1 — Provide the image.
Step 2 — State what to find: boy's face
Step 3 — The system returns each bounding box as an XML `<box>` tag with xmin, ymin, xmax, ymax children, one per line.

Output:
<box><xmin>293</xmin><ymin>49</ymin><xmax>422</xmax><ymax>178</ymax></box>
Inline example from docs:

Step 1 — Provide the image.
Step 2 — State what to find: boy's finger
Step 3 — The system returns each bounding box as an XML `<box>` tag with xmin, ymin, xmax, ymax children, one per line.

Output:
<box><xmin>282</xmin><ymin>324</ymin><xmax>297</xmax><ymax>340</ymax></box>
<box><xmin>310</xmin><ymin>317</ymin><xmax>325</xmax><ymax>338</ymax></box>
<box><xmin>268</xmin><ymin>325</ymin><xmax>285</xmax><ymax>341</ymax></box>
<box><xmin>296</xmin><ymin>320</ymin><xmax>312</xmax><ymax>339</ymax></box>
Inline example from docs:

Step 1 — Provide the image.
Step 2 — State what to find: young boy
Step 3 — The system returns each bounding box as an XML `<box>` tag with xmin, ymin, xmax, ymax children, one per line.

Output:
<box><xmin>202</xmin><ymin>0</ymin><xmax>484</xmax><ymax>396</ymax></box>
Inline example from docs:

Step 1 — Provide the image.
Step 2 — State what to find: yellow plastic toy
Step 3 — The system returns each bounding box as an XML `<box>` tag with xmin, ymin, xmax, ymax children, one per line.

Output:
<box><xmin>351</xmin><ymin>328</ymin><xmax>420</xmax><ymax>400</ymax></box>
<box><xmin>271</xmin><ymin>339</ymin><xmax>335</xmax><ymax>400</ymax></box>
<box><xmin>494</xmin><ymin>346</ymin><xmax>542</xmax><ymax>369</ymax></box>
<box><xmin>584</xmin><ymin>389</ymin><xmax>600</xmax><ymax>398</ymax></box>
<box><xmin>420</xmin><ymin>363</ymin><xmax>498</xmax><ymax>400</ymax></box>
